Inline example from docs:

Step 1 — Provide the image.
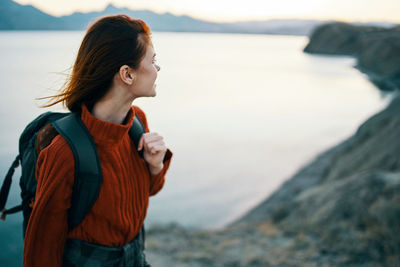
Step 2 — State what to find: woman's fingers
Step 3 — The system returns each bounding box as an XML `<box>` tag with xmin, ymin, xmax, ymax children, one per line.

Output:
<box><xmin>139</xmin><ymin>133</ymin><xmax>165</xmax><ymax>154</ymax></box>
<box><xmin>138</xmin><ymin>133</ymin><xmax>162</xmax><ymax>151</ymax></box>
<box><xmin>150</xmin><ymin>144</ymin><xmax>166</xmax><ymax>154</ymax></box>
<box><xmin>144</xmin><ymin>133</ymin><xmax>163</xmax><ymax>143</ymax></box>
<box><xmin>146</xmin><ymin>140</ymin><xmax>166</xmax><ymax>154</ymax></box>
<box><xmin>138</xmin><ymin>135</ymin><xmax>144</xmax><ymax>151</ymax></box>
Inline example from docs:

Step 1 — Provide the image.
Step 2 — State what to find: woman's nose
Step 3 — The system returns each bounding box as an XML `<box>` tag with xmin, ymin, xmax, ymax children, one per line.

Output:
<box><xmin>156</xmin><ymin>64</ymin><xmax>161</xmax><ymax>72</ymax></box>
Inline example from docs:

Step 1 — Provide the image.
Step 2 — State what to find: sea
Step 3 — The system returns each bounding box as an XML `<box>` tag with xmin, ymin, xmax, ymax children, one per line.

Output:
<box><xmin>0</xmin><ymin>31</ymin><xmax>392</xmax><ymax>265</ymax></box>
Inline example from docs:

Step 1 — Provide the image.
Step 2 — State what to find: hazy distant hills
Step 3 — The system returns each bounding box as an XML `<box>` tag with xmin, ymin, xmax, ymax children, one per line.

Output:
<box><xmin>0</xmin><ymin>0</ymin><xmax>62</xmax><ymax>29</ymax></box>
<box><xmin>1</xmin><ymin>0</ymin><xmax>397</xmax><ymax>35</ymax></box>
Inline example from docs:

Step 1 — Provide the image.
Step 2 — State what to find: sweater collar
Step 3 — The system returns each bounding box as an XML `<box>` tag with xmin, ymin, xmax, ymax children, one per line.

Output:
<box><xmin>80</xmin><ymin>103</ymin><xmax>135</xmax><ymax>146</ymax></box>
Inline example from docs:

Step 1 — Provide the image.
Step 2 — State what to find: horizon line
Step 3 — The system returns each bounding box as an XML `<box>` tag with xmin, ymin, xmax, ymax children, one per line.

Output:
<box><xmin>15</xmin><ymin>0</ymin><xmax>400</xmax><ymax>25</ymax></box>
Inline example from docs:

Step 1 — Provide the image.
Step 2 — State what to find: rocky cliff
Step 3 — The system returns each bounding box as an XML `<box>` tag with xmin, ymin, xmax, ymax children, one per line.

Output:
<box><xmin>304</xmin><ymin>22</ymin><xmax>400</xmax><ymax>92</ymax></box>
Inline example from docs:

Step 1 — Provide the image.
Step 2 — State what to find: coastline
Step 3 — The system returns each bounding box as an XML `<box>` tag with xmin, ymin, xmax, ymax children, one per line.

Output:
<box><xmin>144</xmin><ymin>22</ymin><xmax>400</xmax><ymax>266</ymax></box>
<box><xmin>145</xmin><ymin>89</ymin><xmax>400</xmax><ymax>267</ymax></box>
<box><xmin>303</xmin><ymin>21</ymin><xmax>400</xmax><ymax>92</ymax></box>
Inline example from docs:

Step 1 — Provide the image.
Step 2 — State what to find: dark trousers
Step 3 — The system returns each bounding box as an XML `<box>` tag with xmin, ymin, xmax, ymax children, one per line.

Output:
<box><xmin>63</xmin><ymin>226</ymin><xmax>150</xmax><ymax>267</ymax></box>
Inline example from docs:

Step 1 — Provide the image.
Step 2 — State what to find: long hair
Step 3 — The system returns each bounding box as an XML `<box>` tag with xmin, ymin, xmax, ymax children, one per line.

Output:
<box><xmin>39</xmin><ymin>15</ymin><xmax>152</xmax><ymax>112</ymax></box>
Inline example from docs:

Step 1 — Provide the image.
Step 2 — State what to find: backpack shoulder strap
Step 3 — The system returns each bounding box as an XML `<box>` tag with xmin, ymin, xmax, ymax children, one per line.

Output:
<box><xmin>0</xmin><ymin>155</ymin><xmax>21</xmax><ymax>219</ymax></box>
<box><xmin>51</xmin><ymin>113</ymin><xmax>102</xmax><ymax>231</ymax></box>
<box><xmin>50</xmin><ymin>111</ymin><xmax>145</xmax><ymax>230</ymax></box>
<box><xmin>129</xmin><ymin>114</ymin><xmax>146</xmax><ymax>159</ymax></box>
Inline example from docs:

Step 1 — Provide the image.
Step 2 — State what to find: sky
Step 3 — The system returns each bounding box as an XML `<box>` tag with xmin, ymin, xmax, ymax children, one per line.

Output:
<box><xmin>14</xmin><ymin>0</ymin><xmax>400</xmax><ymax>23</ymax></box>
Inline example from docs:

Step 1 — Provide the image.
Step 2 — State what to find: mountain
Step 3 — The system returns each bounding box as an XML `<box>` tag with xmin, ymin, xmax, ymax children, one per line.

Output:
<box><xmin>59</xmin><ymin>6</ymin><xmax>332</xmax><ymax>35</ymax></box>
<box><xmin>1</xmin><ymin>0</ymin><xmax>397</xmax><ymax>35</ymax></box>
<box><xmin>220</xmin><ymin>19</ymin><xmax>335</xmax><ymax>36</ymax></box>
<box><xmin>57</xmin><ymin>4</ymin><xmax>224</xmax><ymax>32</ymax></box>
<box><xmin>0</xmin><ymin>0</ymin><xmax>63</xmax><ymax>29</ymax></box>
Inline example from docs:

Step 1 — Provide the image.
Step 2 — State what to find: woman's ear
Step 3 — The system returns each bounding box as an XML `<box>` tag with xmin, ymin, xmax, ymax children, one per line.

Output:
<box><xmin>119</xmin><ymin>65</ymin><xmax>136</xmax><ymax>85</ymax></box>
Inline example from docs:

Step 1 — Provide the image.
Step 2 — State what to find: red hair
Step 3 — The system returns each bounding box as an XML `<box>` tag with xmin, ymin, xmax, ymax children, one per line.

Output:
<box><xmin>39</xmin><ymin>15</ymin><xmax>152</xmax><ymax>112</ymax></box>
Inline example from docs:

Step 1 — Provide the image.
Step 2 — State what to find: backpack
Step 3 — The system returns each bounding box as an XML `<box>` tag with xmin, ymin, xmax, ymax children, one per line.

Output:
<box><xmin>0</xmin><ymin>110</ymin><xmax>145</xmax><ymax>237</ymax></box>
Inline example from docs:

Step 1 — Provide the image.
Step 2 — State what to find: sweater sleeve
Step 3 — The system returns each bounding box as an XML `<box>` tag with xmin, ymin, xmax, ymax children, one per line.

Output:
<box><xmin>23</xmin><ymin>136</ymin><xmax>74</xmax><ymax>267</ymax></box>
<box><xmin>133</xmin><ymin>105</ymin><xmax>173</xmax><ymax>196</ymax></box>
<box><xmin>149</xmin><ymin>148</ymin><xmax>173</xmax><ymax>196</ymax></box>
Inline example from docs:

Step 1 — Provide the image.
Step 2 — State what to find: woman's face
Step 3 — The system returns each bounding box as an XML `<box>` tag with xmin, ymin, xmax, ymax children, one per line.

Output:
<box><xmin>131</xmin><ymin>43</ymin><xmax>161</xmax><ymax>98</ymax></box>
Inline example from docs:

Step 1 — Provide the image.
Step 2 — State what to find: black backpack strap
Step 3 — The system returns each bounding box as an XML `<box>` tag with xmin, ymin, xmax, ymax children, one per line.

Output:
<box><xmin>51</xmin><ymin>113</ymin><xmax>102</xmax><ymax>231</ymax></box>
<box><xmin>129</xmin><ymin>114</ymin><xmax>146</xmax><ymax>159</ymax></box>
<box><xmin>44</xmin><ymin>111</ymin><xmax>145</xmax><ymax>230</ymax></box>
<box><xmin>0</xmin><ymin>155</ymin><xmax>22</xmax><ymax>219</ymax></box>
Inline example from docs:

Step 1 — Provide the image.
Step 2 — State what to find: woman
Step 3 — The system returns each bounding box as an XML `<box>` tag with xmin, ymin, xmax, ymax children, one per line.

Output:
<box><xmin>23</xmin><ymin>15</ymin><xmax>173</xmax><ymax>266</ymax></box>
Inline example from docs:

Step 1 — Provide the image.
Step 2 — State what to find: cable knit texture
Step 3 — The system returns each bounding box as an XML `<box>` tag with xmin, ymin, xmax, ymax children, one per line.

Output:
<box><xmin>23</xmin><ymin>103</ymin><xmax>173</xmax><ymax>267</ymax></box>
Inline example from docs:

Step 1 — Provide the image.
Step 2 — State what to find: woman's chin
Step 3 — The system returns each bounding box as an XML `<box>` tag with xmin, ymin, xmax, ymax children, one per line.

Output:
<box><xmin>151</xmin><ymin>85</ymin><xmax>157</xmax><ymax>96</ymax></box>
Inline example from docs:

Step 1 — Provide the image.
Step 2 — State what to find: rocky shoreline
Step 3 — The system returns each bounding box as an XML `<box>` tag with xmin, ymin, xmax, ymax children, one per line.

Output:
<box><xmin>145</xmin><ymin>96</ymin><xmax>400</xmax><ymax>267</ymax></box>
<box><xmin>144</xmin><ymin>22</ymin><xmax>400</xmax><ymax>266</ymax></box>
<box><xmin>304</xmin><ymin>22</ymin><xmax>400</xmax><ymax>92</ymax></box>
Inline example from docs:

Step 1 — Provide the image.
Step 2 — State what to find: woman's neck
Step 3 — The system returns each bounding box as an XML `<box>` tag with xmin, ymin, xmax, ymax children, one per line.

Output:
<box><xmin>90</xmin><ymin>80</ymin><xmax>138</xmax><ymax>125</ymax></box>
<box><xmin>91</xmin><ymin>93</ymin><xmax>134</xmax><ymax>125</ymax></box>
<box><xmin>91</xmin><ymin>101</ymin><xmax>132</xmax><ymax>125</ymax></box>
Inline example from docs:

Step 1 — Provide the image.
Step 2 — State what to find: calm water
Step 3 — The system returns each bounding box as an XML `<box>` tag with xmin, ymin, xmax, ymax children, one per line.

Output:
<box><xmin>0</xmin><ymin>32</ymin><xmax>392</xmax><ymax>259</ymax></box>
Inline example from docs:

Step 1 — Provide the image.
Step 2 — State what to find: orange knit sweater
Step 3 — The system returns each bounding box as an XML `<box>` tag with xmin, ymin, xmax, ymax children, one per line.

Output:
<box><xmin>23</xmin><ymin>103</ymin><xmax>173</xmax><ymax>267</ymax></box>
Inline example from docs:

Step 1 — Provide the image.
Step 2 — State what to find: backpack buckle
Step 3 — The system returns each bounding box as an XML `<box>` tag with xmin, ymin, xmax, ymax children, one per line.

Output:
<box><xmin>1</xmin><ymin>209</ymin><xmax>6</xmax><ymax>220</ymax></box>
<box><xmin>29</xmin><ymin>198</ymin><xmax>35</xmax><ymax>208</ymax></box>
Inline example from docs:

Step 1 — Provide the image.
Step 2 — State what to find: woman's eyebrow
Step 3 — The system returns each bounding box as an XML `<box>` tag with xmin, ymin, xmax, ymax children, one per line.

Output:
<box><xmin>153</xmin><ymin>53</ymin><xmax>156</xmax><ymax>58</ymax></box>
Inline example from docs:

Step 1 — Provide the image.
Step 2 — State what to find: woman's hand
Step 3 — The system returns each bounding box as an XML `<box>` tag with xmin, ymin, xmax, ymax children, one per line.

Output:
<box><xmin>137</xmin><ymin>132</ymin><xmax>167</xmax><ymax>175</ymax></box>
